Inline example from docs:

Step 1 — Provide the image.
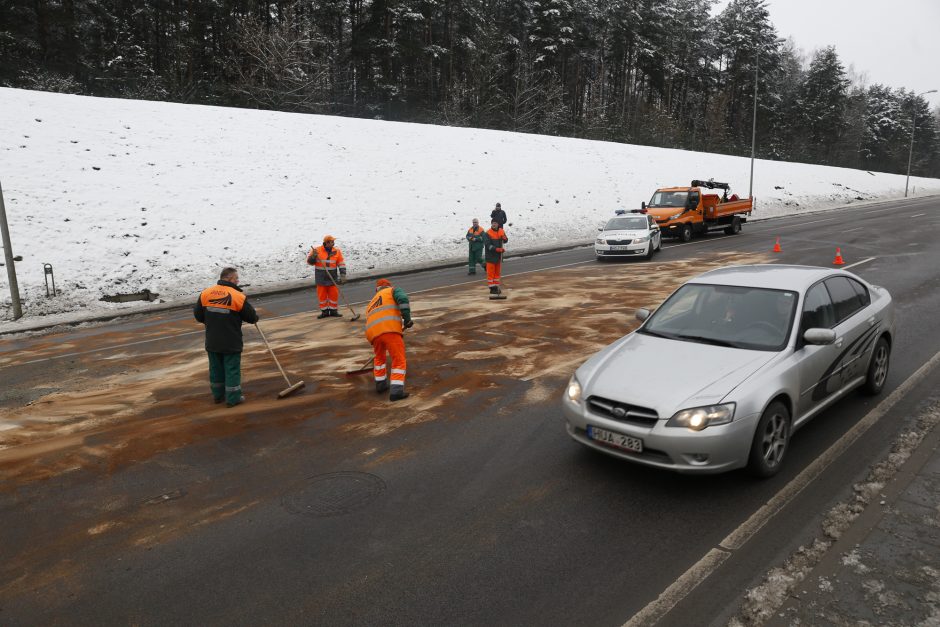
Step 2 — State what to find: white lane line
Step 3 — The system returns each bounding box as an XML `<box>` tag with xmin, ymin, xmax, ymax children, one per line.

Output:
<box><xmin>843</xmin><ymin>227</ymin><xmax>863</xmax><ymax>233</ymax></box>
<box><xmin>623</xmin><ymin>346</ymin><xmax>940</xmax><ymax>626</ymax></box>
<box><xmin>843</xmin><ymin>257</ymin><xmax>876</xmax><ymax>270</ymax></box>
<box><xmin>909</xmin><ymin>213</ymin><xmax>926</xmax><ymax>218</ymax></box>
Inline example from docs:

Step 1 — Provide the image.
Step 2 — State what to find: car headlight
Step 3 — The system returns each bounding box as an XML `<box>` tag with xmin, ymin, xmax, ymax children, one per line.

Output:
<box><xmin>666</xmin><ymin>403</ymin><xmax>735</xmax><ymax>431</ymax></box>
<box><xmin>566</xmin><ymin>375</ymin><xmax>583</xmax><ymax>404</ymax></box>
<box><xmin>668</xmin><ymin>212</ymin><xmax>683</xmax><ymax>220</ymax></box>
<box><xmin>632</xmin><ymin>235</ymin><xmax>650</xmax><ymax>244</ymax></box>
<box><xmin>595</xmin><ymin>238</ymin><xmax>606</xmax><ymax>245</ymax></box>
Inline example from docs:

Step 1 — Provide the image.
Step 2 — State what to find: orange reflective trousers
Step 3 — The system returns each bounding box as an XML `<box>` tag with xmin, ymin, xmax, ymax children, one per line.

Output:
<box><xmin>372</xmin><ymin>332</ymin><xmax>407</xmax><ymax>389</ymax></box>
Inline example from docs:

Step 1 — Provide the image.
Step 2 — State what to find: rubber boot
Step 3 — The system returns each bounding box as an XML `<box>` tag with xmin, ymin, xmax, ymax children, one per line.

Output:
<box><xmin>227</xmin><ymin>395</ymin><xmax>245</xmax><ymax>408</ymax></box>
<box><xmin>317</xmin><ymin>311</ymin><xmax>330</xmax><ymax>319</ymax></box>
<box><xmin>331</xmin><ymin>309</ymin><xmax>343</xmax><ymax>317</ymax></box>
<box><xmin>376</xmin><ymin>380</ymin><xmax>389</xmax><ymax>394</ymax></box>
<box><xmin>390</xmin><ymin>386</ymin><xmax>409</xmax><ymax>402</ymax></box>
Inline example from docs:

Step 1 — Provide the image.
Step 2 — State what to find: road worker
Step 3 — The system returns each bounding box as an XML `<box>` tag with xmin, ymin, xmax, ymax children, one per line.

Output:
<box><xmin>483</xmin><ymin>218</ymin><xmax>508</xmax><ymax>297</ymax></box>
<box><xmin>365</xmin><ymin>278</ymin><xmax>413</xmax><ymax>401</ymax></box>
<box><xmin>466</xmin><ymin>218</ymin><xmax>486</xmax><ymax>275</ymax></box>
<box><xmin>194</xmin><ymin>267</ymin><xmax>259</xmax><ymax>407</ymax></box>
<box><xmin>306</xmin><ymin>235</ymin><xmax>347</xmax><ymax>318</ymax></box>
<box><xmin>490</xmin><ymin>202</ymin><xmax>507</xmax><ymax>227</ymax></box>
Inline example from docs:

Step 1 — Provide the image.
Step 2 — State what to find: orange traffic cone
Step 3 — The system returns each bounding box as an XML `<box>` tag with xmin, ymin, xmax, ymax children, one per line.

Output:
<box><xmin>833</xmin><ymin>247</ymin><xmax>845</xmax><ymax>265</ymax></box>
<box><xmin>772</xmin><ymin>237</ymin><xmax>782</xmax><ymax>253</ymax></box>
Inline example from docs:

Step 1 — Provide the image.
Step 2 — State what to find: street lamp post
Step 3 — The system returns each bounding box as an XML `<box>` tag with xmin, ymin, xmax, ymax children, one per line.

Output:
<box><xmin>0</xmin><ymin>179</ymin><xmax>23</xmax><ymax>319</ymax></box>
<box><xmin>749</xmin><ymin>38</ymin><xmax>785</xmax><ymax>200</ymax></box>
<box><xmin>905</xmin><ymin>89</ymin><xmax>938</xmax><ymax>198</ymax></box>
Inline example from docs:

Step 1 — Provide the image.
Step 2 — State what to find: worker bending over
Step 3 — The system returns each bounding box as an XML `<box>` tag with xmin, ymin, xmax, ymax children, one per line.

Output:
<box><xmin>365</xmin><ymin>278</ymin><xmax>413</xmax><ymax>401</ymax></box>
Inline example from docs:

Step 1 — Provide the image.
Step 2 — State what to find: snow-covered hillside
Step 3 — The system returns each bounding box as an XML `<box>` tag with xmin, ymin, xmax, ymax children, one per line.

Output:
<box><xmin>1</xmin><ymin>87</ymin><xmax>939</xmax><ymax>329</ymax></box>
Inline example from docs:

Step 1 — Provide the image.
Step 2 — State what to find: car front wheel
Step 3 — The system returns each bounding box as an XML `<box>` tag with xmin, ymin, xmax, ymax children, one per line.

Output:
<box><xmin>747</xmin><ymin>401</ymin><xmax>790</xmax><ymax>478</ymax></box>
<box><xmin>862</xmin><ymin>337</ymin><xmax>890</xmax><ymax>395</ymax></box>
<box><xmin>679</xmin><ymin>223</ymin><xmax>692</xmax><ymax>242</ymax></box>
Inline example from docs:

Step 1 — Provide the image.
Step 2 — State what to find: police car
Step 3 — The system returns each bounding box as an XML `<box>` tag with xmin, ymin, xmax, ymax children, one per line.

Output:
<box><xmin>595</xmin><ymin>209</ymin><xmax>662</xmax><ymax>260</ymax></box>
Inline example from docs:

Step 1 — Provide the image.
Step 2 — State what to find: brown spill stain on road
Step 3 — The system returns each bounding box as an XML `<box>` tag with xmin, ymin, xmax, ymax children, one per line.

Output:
<box><xmin>0</xmin><ymin>251</ymin><xmax>763</xmax><ymax>487</ymax></box>
<box><xmin>0</xmin><ymin>250</ymin><xmax>766</xmax><ymax>605</ymax></box>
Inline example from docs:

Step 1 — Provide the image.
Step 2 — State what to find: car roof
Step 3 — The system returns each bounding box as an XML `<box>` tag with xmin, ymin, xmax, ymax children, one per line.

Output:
<box><xmin>688</xmin><ymin>264</ymin><xmax>859</xmax><ymax>291</ymax></box>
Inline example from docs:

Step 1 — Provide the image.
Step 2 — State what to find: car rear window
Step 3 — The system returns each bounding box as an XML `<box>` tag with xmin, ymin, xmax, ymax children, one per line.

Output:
<box><xmin>824</xmin><ymin>277</ymin><xmax>868</xmax><ymax>324</ymax></box>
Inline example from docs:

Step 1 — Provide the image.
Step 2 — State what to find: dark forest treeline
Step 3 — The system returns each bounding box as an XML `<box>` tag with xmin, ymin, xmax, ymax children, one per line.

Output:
<box><xmin>3</xmin><ymin>0</ymin><xmax>939</xmax><ymax>178</ymax></box>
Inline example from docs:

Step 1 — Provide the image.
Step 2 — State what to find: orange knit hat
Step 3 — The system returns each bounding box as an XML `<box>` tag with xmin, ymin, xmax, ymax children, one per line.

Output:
<box><xmin>376</xmin><ymin>278</ymin><xmax>392</xmax><ymax>288</ymax></box>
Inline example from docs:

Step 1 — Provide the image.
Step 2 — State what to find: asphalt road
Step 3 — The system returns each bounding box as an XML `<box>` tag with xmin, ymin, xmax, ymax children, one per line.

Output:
<box><xmin>1</xmin><ymin>196</ymin><xmax>939</xmax><ymax>626</ymax></box>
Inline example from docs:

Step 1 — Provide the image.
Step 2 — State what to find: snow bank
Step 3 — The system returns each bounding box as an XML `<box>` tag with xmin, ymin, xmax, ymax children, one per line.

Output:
<box><xmin>1</xmin><ymin>87</ymin><xmax>939</xmax><ymax>329</ymax></box>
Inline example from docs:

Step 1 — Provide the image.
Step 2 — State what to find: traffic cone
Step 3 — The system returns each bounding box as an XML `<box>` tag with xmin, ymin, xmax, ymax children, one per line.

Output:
<box><xmin>772</xmin><ymin>237</ymin><xmax>782</xmax><ymax>253</ymax></box>
<box><xmin>833</xmin><ymin>247</ymin><xmax>845</xmax><ymax>265</ymax></box>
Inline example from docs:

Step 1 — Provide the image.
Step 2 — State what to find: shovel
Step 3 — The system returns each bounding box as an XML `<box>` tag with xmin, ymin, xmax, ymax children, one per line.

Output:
<box><xmin>255</xmin><ymin>324</ymin><xmax>306</xmax><ymax>398</ymax></box>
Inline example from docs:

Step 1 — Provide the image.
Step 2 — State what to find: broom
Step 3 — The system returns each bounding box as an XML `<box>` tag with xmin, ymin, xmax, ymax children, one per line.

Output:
<box><xmin>255</xmin><ymin>324</ymin><xmax>306</xmax><ymax>398</ymax></box>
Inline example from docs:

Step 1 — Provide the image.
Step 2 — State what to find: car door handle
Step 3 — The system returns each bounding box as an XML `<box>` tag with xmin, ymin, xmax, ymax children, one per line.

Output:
<box><xmin>867</xmin><ymin>317</ymin><xmax>876</xmax><ymax>327</ymax></box>
<box><xmin>835</xmin><ymin>337</ymin><xmax>844</xmax><ymax>348</ymax></box>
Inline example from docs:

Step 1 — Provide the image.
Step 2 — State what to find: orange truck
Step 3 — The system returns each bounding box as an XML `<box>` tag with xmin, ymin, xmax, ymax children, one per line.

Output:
<box><xmin>641</xmin><ymin>179</ymin><xmax>753</xmax><ymax>241</ymax></box>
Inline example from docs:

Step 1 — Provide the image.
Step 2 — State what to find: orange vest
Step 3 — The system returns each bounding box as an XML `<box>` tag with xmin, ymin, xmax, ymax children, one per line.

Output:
<box><xmin>199</xmin><ymin>284</ymin><xmax>247</xmax><ymax>313</ymax></box>
<box><xmin>365</xmin><ymin>287</ymin><xmax>403</xmax><ymax>342</ymax></box>
<box><xmin>486</xmin><ymin>227</ymin><xmax>506</xmax><ymax>240</ymax></box>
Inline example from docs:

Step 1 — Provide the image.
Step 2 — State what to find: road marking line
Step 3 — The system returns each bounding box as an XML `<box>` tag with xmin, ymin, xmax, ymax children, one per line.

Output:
<box><xmin>623</xmin><ymin>345</ymin><xmax>940</xmax><ymax>626</ymax></box>
<box><xmin>843</xmin><ymin>257</ymin><xmax>875</xmax><ymax>270</ymax></box>
<box><xmin>15</xmin><ymin>330</ymin><xmax>202</xmax><ymax>366</ymax></box>
<box><xmin>843</xmin><ymin>227</ymin><xmax>863</xmax><ymax>233</ymax></box>
<box><xmin>909</xmin><ymin>213</ymin><xmax>926</xmax><ymax>218</ymax></box>
<box><xmin>623</xmin><ymin>548</ymin><xmax>732</xmax><ymax>627</ymax></box>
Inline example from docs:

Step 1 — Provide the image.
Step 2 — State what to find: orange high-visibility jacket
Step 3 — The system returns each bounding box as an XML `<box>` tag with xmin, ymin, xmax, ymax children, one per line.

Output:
<box><xmin>308</xmin><ymin>245</ymin><xmax>347</xmax><ymax>286</ymax></box>
<box><xmin>199</xmin><ymin>284</ymin><xmax>247</xmax><ymax>312</ymax></box>
<box><xmin>365</xmin><ymin>287</ymin><xmax>403</xmax><ymax>342</ymax></box>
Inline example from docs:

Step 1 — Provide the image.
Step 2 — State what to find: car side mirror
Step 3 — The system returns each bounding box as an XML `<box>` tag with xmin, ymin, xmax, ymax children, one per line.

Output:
<box><xmin>803</xmin><ymin>328</ymin><xmax>836</xmax><ymax>345</ymax></box>
<box><xmin>598</xmin><ymin>227</ymin><xmax>603</xmax><ymax>231</ymax></box>
<box><xmin>635</xmin><ymin>308</ymin><xmax>651</xmax><ymax>322</ymax></box>
<box><xmin>641</xmin><ymin>202</ymin><xmax>646</xmax><ymax>210</ymax></box>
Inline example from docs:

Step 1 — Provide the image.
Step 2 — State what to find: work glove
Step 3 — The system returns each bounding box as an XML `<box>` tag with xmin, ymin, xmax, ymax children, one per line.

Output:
<box><xmin>495</xmin><ymin>247</ymin><xmax>504</xmax><ymax>253</ymax></box>
<box><xmin>337</xmin><ymin>274</ymin><xmax>346</xmax><ymax>284</ymax></box>
<box><xmin>404</xmin><ymin>320</ymin><xmax>414</xmax><ymax>329</ymax></box>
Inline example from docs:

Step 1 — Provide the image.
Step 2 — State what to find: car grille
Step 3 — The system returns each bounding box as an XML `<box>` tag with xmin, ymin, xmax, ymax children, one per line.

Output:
<box><xmin>605</xmin><ymin>239</ymin><xmax>633</xmax><ymax>245</ymax></box>
<box><xmin>587</xmin><ymin>396</ymin><xmax>659</xmax><ymax>427</ymax></box>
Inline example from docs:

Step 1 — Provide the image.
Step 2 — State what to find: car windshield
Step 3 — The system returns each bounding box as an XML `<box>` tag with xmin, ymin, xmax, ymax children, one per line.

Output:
<box><xmin>648</xmin><ymin>191</ymin><xmax>688</xmax><ymax>208</ymax></box>
<box><xmin>638</xmin><ymin>283</ymin><xmax>798</xmax><ymax>351</ymax></box>
<box><xmin>604</xmin><ymin>217</ymin><xmax>647</xmax><ymax>230</ymax></box>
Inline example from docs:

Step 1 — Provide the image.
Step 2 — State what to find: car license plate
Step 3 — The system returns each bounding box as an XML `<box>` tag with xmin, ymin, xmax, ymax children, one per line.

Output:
<box><xmin>587</xmin><ymin>425</ymin><xmax>643</xmax><ymax>453</ymax></box>
<box><xmin>609</xmin><ymin>245</ymin><xmax>631</xmax><ymax>251</ymax></box>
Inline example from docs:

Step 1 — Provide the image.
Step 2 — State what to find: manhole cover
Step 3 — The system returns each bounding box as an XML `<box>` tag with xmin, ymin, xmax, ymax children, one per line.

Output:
<box><xmin>282</xmin><ymin>471</ymin><xmax>386</xmax><ymax>517</ymax></box>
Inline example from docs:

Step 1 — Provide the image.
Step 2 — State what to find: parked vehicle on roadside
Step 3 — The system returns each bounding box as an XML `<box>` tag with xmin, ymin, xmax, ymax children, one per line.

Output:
<box><xmin>562</xmin><ymin>265</ymin><xmax>895</xmax><ymax>477</ymax></box>
<box><xmin>595</xmin><ymin>209</ymin><xmax>662</xmax><ymax>261</ymax></box>
<box><xmin>643</xmin><ymin>179</ymin><xmax>753</xmax><ymax>242</ymax></box>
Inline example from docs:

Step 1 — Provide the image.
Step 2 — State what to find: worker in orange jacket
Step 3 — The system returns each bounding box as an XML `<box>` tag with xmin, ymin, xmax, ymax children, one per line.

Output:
<box><xmin>365</xmin><ymin>278</ymin><xmax>413</xmax><ymax>401</ymax></box>
<box><xmin>306</xmin><ymin>235</ymin><xmax>347</xmax><ymax>318</ymax></box>
<box><xmin>483</xmin><ymin>218</ymin><xmax>508</xmax><ymax>298</ymax></box>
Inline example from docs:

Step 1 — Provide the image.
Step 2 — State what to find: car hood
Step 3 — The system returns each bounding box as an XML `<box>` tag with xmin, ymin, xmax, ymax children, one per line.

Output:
<box><xmin>579</xmin><ymin>332</ymin><xmax>775</xmax><ymax>418</ymax></box>
<box><xmin>599</xmin><ymin>229</ymin><xmax>647</xmax><ymax>238</ymax></box>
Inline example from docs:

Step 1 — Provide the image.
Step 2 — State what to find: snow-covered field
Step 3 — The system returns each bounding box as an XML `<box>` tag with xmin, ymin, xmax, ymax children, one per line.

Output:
<box><xmin>1</xmin><ymin>87</ymin><xmax>939</xmax><ymax>331</ymax></box>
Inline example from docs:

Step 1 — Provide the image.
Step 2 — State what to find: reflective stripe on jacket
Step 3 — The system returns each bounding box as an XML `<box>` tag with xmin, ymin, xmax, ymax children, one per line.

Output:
<box><xmin>307</xmin><ymin>245</ymin><xmax>347</xmax><ymax>286</ymax></box>
<box><xmin>365</xmin><ymin>287</ymin><xmax>404</xmax><ymax>343</ymax></box>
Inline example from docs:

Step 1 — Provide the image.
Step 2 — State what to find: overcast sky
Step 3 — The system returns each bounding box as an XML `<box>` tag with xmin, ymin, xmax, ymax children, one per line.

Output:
<box><xmin>711</xmin><ymin>0</ymin><xmax>940</xmax><ymax>108</ymax></box>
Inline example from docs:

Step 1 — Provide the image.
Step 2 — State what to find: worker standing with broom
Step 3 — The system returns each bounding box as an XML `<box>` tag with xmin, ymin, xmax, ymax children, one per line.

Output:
<box><xmin>194</xmin><ymin>267</ymin><xmax>259</xmax><ymax>407</ymax></box>
<box><xmin>483</xmin><ymin>218</ymin><xmax>508</xmax><ymax>299</ymax></box>
<box><xmin>307</xmin><ymin>234</ymin><xmax>347</xmax><ymax>318</ymax></box>
<box><xmin>365</xmin><ymin>278</ymin><xmax>413</xmax><ymax>401</ymax></box>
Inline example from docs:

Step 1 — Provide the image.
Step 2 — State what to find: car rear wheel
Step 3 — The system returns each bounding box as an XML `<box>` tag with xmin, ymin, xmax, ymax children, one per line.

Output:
<box><xmin>862</xmin><ymin>337</ymin><xmax>890</xmax><ymax>395</ymax></box>
<box><xmin>679</xmin><ymin>223</ymin><xmax>693</xmax><ymax>242</ymax></box>
<box><xmin>747</xmin><ymin>401</ymin><xmax>790</xmax><ymax>478</ymax></box>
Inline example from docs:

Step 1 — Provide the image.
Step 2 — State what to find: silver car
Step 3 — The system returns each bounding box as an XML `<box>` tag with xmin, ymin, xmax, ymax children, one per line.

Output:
<box><xmin>562</xmin><ymin>265</ymin><xmax>895</xmax><ymax>476</ymax></box>
<box><xmin>595</xmin><ymin>210</ymin><xmax>662</xmax><ymax>260</ymax></box>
